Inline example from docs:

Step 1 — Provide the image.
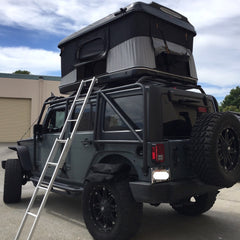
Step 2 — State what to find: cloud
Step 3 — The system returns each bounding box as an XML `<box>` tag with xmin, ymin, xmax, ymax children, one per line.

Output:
<box><xmin>203</xmin><ymin>86</ymin><xmax>232</xmax><ymax>97</ymax></box>
<box><xmin>1</xmin><ymin>0</ymin><xmax>240</xmax><ymax>36</ymax></box>
<box><xmin>160</xmin><ymin>0</ymin><xmax>240</xmax><ymax>29</ymax></box>
<box><xmin>197</xmin><ymin>66</ymin><xmax>240</xmax><ymax>87</ymax></box>
<box><xmin>0</xmin><ymin>0</ymin><xmax>131</xmax><ymax>34</ymax></box>
<box><xmin>203</xmin><ymin>87</ymin><xmax>233</xmax><ymax>103</ymax></box>
<box><xmin>194</xmin><ymin>31</ymin><xmax>240</xmax><ymax>88</ymax></box>
<box><xmin>0</xmin><ymin>47</ymin><xmax>60</xmax><ymax>75</ymax></box>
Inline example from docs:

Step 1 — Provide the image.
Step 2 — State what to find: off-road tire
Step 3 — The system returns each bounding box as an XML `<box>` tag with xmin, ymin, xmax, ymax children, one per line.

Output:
<box><xmin>3</xmin><ymin>159</ymin><xmax>23</xmax><ymax>203</ymax></box>
<box><xmin>82</xmin><ymin>180</ymin><xmax>143</xmax><ymax>240</ymax></box>
<box><xmin>171</xmin><ymin>191</ymin><xmax>218</xmax><ymax>216</ymax></box>
<box><xmin>191</xmin><ymin>112</ymin><xmax>240</xmax><ymax>187</ymax></box>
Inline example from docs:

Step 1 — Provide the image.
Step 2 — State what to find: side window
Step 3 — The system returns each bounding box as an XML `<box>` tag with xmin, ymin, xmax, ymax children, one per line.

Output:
<box><xmin>104</xmin><ymin>103</ymin><xmax>127</xmax><ymax>131</ymax></box>
<box><xmin>45</xmin><ymin>109</ymin><xmax>65</xmax><ymax>133</ymax></box>
<box><xmin>73</xmin><ymin>103</ymin><xmax>96</xmax><ymax>131</ymax></box>
<box><xmin>104</xmin><ymin>95</ymin><xmax>143</xmax><ymax>131</ymax></box>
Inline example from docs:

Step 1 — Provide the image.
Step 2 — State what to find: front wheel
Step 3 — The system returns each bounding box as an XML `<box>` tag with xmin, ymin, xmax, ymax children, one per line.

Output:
<box><xmin>171</xmin><ymin>191</ymin><xmax>218</xmax><ymax>216</ymax></box>
<box><xmin>3</xmin><ymin>159</ymin><xmax>23</xmax><ymax>203</ymax></box>
<box><xmin>82</xmin><ymin>180</ymin><xmax>143</xmax><ymax>240</ymax></box>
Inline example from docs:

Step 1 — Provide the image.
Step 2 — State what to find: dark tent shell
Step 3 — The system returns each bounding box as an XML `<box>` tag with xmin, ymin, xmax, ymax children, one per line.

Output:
<box><xmin>58</xmin><ymin>2</ymin><xmax>198</xmax><ymax>94</ymax></box>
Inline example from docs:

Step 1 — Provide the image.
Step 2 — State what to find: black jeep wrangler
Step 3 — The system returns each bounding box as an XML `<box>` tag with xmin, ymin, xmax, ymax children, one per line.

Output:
<box><xmin>2</xmin><ymin>2</ymin><xmax>240</xmax><ymax>240</ymax></box>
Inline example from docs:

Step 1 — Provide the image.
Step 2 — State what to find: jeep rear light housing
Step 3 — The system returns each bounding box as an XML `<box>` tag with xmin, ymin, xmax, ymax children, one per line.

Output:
<box><xmin>198</xmin><ymin>106</ymin><xmax>207</xmax><ymax>113</ymax></box>
<box><xmin>152</xmin><ymin>144</ymin><xmax>165</xmax><ymax>163</ymax></box>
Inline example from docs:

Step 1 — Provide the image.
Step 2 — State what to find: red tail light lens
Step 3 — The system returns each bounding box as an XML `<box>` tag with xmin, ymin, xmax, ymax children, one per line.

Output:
<box><xmin>198</xmin><ymin>107</ymin><xmax>207</xmax><ymax>113</ymax></box>
<box><xmin>152</xmin><ymin>144</ymin><xmax>165</xmax><ymax>162</ymax></box>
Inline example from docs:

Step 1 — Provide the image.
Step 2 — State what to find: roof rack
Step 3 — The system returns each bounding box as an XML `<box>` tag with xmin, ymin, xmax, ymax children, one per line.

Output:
<box><xmin>59</xmin><ymin>67</ymin><xmax>198</xmax><ymax>94</ymax></box>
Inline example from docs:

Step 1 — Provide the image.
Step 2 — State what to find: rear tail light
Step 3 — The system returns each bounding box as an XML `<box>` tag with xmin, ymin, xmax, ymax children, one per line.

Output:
<box><xmin>198</xmin><ymin>107</ymin><xmax>207</xmax><ymax>113</ymax></box>
<box><xmin>152</xmin><ymin>144</ymin><xmax>165</xmax><ymax>163</ymax></box>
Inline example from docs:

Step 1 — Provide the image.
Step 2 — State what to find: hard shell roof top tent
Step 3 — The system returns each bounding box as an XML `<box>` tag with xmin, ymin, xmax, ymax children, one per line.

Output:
<box><xmin>58</xmin><ymin>2</ymin><xmax>198</xmax><ymax>94</ymax></box>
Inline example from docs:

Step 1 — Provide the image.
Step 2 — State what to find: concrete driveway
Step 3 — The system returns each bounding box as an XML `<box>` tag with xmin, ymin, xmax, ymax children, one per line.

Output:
<box><xmin>0</xmin><ymin>143</ymin><xmax>240</xmax><ymax>240</ymax></box>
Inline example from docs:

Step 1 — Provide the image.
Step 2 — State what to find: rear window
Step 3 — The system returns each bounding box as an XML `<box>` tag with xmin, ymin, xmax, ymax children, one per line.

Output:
<box><xmin>162</xmin><ymin>94</ymin><xmax>197</xmax><ymax>139</ymax></box>
<box><xmin>104</xmin><ymin>95</ymin><xmax>143</xmax><ymax>131</ymax></box>
<box><xmin>161</xmin><ymin>92</ymin><xmax>215</xmax><ymax>139</ymax></box>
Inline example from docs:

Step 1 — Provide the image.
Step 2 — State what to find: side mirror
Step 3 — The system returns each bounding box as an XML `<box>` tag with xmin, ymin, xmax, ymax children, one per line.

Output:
<box><xmin>34</xmin><ymin>124</ymin><xmax>43</xmax><ymax>139</ymax></box>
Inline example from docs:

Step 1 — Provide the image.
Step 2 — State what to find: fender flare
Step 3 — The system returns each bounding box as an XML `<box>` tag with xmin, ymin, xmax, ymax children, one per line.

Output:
<box><xmin>85</xmin><ymin>163</ymin><xmax>131</xmax><ymax>183</ymax></box>
<box><xmin>9</xmin><ymin>146</ymin><xmax>32</xmax><ymax>172</ymax></box>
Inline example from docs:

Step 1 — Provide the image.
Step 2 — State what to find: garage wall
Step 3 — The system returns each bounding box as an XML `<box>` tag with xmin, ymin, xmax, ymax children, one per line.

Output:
<box><xmin>0</xmin><ymin>73</ymin><xmax>61</xmax><ymax>142</ymax></box>
<box><xmin>0</xmin><ymin>98</ymin><xmax>31</xmax><ymax>142</ymax></box>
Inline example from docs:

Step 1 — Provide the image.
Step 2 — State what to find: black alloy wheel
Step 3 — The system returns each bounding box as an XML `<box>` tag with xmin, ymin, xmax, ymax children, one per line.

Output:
<box><xmin>89</xmin><ymin>185</ymin><xmax>117</xmax><ymax>232</ymax></box>
<box><xmin>218</xmin><ymin>128</ymin><xmax>239</xmax><ymax>172</ymax></box>
<box><xmin>82</xmin><ymin>180</ymin><xmax>143</xmax><ymax>240</ymax></box>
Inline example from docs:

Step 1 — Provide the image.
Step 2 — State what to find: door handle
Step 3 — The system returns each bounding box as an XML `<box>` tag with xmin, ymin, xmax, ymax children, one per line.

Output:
<box><xmin>81</xmin><ymin>138</ymin><xmax>92</xmax><ymax>147</ymax></box>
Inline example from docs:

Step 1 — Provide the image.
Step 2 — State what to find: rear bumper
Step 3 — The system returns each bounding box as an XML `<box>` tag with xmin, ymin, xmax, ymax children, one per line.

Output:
<box><xmin>129</xmin><ymin>179</ymin><xmax>219</xmax><ymax>204</ymax></box>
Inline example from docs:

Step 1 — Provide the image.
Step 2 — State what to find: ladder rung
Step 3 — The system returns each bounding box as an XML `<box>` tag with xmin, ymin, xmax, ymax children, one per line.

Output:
<box><xmin>67</xmin><ymin>119</ymin><xmax>77</xmax><ymax>122</ymax></box>
<box><xmin>37</xmin><ymin>185</ymin><xmax>48</xmax><ymax>191</ymax></box>
<box><xmin>57</xmin><ymin>139</ymin><xmax>67</xmax><ymax>143</ymax></box>
<box><xmin>27</xmin><ymin>212</ymin><xmax>37</xmax><ymax>218</ymax></box>
<box><xmin>48</xmin><ymin>162</ymin><xmax>57</xmax><ymax>167</ymax></box>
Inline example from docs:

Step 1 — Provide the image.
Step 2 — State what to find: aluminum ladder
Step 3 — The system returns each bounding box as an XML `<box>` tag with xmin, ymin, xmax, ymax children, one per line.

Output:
<box><xmin>14</xmin><ymin>76</ymin><xmax>97</xmax><ymax>240</ymax></box>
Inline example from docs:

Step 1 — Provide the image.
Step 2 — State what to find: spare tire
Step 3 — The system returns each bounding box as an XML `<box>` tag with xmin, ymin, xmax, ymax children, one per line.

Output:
<box><xmin>191</xmin><ymin>112</ymin><xmax>240</xmax><ymax>187</ymax></box>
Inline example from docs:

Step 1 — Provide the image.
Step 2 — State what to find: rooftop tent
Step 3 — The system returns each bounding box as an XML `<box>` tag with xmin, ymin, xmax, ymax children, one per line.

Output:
<box><xmin>58</xmin><ymin>2</ymin><xmax>197</xmax><ymax>94</ymax></box>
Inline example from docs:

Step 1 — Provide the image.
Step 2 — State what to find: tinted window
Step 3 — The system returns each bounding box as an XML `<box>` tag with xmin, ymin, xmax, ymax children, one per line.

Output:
<box><xmin>162</xmin><ymin>95</ymin><xmax>196</xmax><ymax>138</ymax></box>
<box><xmin>45</xmin><ymin>109</ymin><xmax>65</xmax><ymax>133</ymax></box>
<box><xmin>104</xmin><ymin>103</ymin><xmax>127</xmax><ymax>131</ymax></box>
<box><xmin>73</xmin><ymin>103</ymin><xmax>96</xmax><ymax>131</ymax></box>
<box><xmin>104</xmin><ymin>95</ymin><xmax>143</xmax><ymax>131</ymax></box>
